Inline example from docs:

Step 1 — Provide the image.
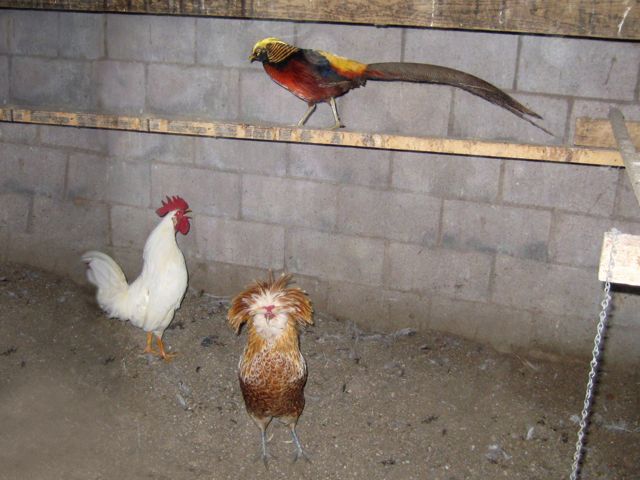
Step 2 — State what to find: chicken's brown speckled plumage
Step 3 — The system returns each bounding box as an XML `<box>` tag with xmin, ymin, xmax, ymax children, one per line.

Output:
<box><xmin>228</xmin><ymin>273</ymin><xmax>313</xmax><ymax>465</ymax></box>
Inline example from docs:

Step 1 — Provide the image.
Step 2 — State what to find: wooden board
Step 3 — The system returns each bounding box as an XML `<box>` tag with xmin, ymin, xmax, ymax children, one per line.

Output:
<box><xmin>1</xmin><ymin>0</ymin><xmax>638</xmax><ymax>40</ymax></box>
<box><xmin>0</xmin><ymin>106</ymin><xmax>624</xmax><ymax>167</ymax></box>
<box><xmin>599</xmin><ymin>231</ymin><xmax>640</xmax><ymax>286</ymax></box>
<box><xmin>575</xmin><ymin>117</ymin><xmax>640</xmax><ymax>150</ymax></box>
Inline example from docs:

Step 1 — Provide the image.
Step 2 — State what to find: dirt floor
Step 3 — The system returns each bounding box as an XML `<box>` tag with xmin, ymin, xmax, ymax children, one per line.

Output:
<box><xmin>0</xmin><ymin>262</ymin><xmax>638</xmax><ymax>480</ymax></box>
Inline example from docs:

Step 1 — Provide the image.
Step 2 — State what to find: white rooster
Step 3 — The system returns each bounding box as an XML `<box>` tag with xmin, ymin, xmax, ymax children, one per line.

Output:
<box><xmin>82</xmin><ymin>196</ymin><xmax>192</xmax><ymax>360</ymax></box>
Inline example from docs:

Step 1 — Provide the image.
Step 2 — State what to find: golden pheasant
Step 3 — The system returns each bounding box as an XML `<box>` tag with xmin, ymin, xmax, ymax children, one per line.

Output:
<box><xmin>250</xmin><ymin>37</ymin><xmax>550</xmax><ymax>134</ymax></box>
<box><xmin>228</xmin><ymin>273</ymin><xmax>314</xmax><ymax>465</ymax></box>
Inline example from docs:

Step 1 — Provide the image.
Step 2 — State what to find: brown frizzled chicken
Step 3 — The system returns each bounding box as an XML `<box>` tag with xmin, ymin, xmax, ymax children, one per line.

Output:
<box><xmin>228</xmin><ymin>273</ymin><xmax>314</xmax><ymax>465</ymax></box>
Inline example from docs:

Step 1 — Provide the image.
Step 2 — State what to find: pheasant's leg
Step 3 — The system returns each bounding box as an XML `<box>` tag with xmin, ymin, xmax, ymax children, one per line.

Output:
<box><xmin>156</xmin><ymin>336</ymin><xmax>177</xmax><ymax>361</ymax></box>
<box><xmin>143</xmin><ymin>332</ymin><xmax>157</xmax><ymax>355</ymax></box>
<box><xmin>290</xmin><ymin>425</ymin><xmax>310</xmax><ymax>463</ymax></box>
<box><xmin>297</xmin><ymin>104</ymin><xmax>317</xmax><ymax>127</ymax></box>
<box><xmin>328</xmin><ymin>97</ymin><xmax>345</xmax><ymax>130</ymax></box>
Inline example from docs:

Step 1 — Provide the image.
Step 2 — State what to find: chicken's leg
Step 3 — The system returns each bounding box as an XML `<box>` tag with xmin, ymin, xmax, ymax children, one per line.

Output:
<box><xmin>250</xmin><ymin>415</ymin><xmax>274</xmax><ymax>467</ymax></box>
<box><xmin>143</xmin><ymin>332</ymin><xmax>157</xmax><ymax>355</ymax></box>
<box><xmin>289</xmin><ymin>424</ymin><xmax>310</xmax><ymax>462</ymax></box>
<box><xmin>155</xmin><ymin>336</ymin><xmax>176</xmax><ymax>361</ymax></box>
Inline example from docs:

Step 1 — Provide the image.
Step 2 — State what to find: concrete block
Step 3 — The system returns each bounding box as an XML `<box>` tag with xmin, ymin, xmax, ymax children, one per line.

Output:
<box><xmin>95</xmin><ymin>61</ymin><xmax>145</xmax><ymax>114</ymax></box>
<box><xmin>11</xmin><ymin>57</ymin><xmax>95</xmax><ymax>109</ymax></box>
<box><xmin>107</xmin><ymin>14</ymin><xmax>195</xmax><ymax>63</ymax></box>
<box><xmin>492</xmin><ymin>255</ymin><xmax>600</xmax><ymax>318</ymax></box>
<box><xmin>337</xmin><ymin>186</ymin><xmax>441</xmax><ymax>244</ymax></box>
<box><xmin>195</xmin><ymin>216</ymin><xmax>284</xmax><ymax>269</ymax></box>
<box><xmin>10</xmin><ymin>10</ymin><xmax>58</xmax><ymax>56</ymax></box>
<box><xmin>195</xmin><ymin>137</ymin><xmax>287</xmax><ymax>176</ymax></box>
<box><xmin>242</xmin><ymin>175</ymin><xmax>337</xmax><ymax>230</ymax></box>
<box><xmin>286</xmin><ymin>228</ymin><xmax>385</xmax><ymax>286</ymax></box>
<box><xmin>0</xmin><ymin>192</ymin><xmax>31</xmax><ymax>233</ymax></box>
<box><xmin>430</xmin><ymin>296</ymin><xmax>534</xmax><ymax>351</ymax></box>
<box><xmin>339</xmin><ymin>81</ymin><xmax>452</xmax><ymax>136</ymax></box>
<box><xmin>30</xmin><ymin>195</ymin><xmax>109</xmax><ymax>261</ymax></box>
<box><xmin>530</xmin><ymin>311</ymin><xmax>598</xmax><ymax>360</ymax></box>
<box><xmin>295</xmin><ymin>23</ymin><xmax>402</xmax><ymax>62</ymax></box>
<box><xmin>608</xmin><ymin>290</ymin><xmax>640</xmax><ymax>328</ymax></box>
<box><xmin>0</xmin><ymin>143</ymin><xmax>66</xmax><ymax>197</ymax></box>
<box><xmin>110</xmin><ymin>205</ymin><xmax>154</xmax><ymax>249</ymax></box>
<box><xmin>59</xmin><ymin>13</ymin><xmax>104</xmax><ymax>60</ymax></box>
<box><xmin>326</xmin><ymin>281</ymin><xmax>389</xmax><ymax>328</ymax></box>
<box><xmin>451</xmin><ymin>92</ymin><xmax>567</xmax><ymax>144</ymax></box>
<box><xmin>503</xmin><ymin>160</ymin><xmax>617</xmax><ymax>216</ymax></box>
<box><xmin>384</xmin><ymin>290</ymin><xmax>431</xmax><ymax>331</ymax></box>
<box><xmin>617</xmin><ymin>173</ymin><xmax>640</xmax><ymax>221</ymax></box>
<box><xmin>100</xmin><ymin>246</ymin><xmax>144</xmax><ymax>283</ymax></box>
<box><xmin>107</xmin><ymin>131</ymin><xmax>194</xmax><ymax>164</ymax></box>
<box><xmin>329</xmin><ymin>284</ymin><xmax>431</xmax><ymax>332</ymax></box>
<box><xmin>392</xmin><ymin>152</ymin><xmax>501</xmax><ymax>202</ymax></box>
<box><xmin>197</xmin><ymin>18</ymin><xmax>294</xmax><ymax>68</ymax></box>
<box><xmin>148</xmin><ymin>64</ymin><xmax>239</xmax><ymax>118</ymax></box>
<box><xmin>387</xmin><ymin>243</ymin><xmax>493</xmax><ymax>301</ymax></box>
<box><xmin>0</xmin><ymin>13</ymin><xmax>8</xmax><ymax>53</ymax></box>
<box><xmin>188</xmin><ymin>260</ymin><xmax>271</xmax><ymax>297</ymax></box>
<box><xmin>442</xmin><ymin>200</ymin><xmax>551</xmax><ymax>261</ymax></box>
<box><xmin>0</xmin><ymin>123</ymin><xmax>38</xmax><ymax>144</ymax></box>
<box><xmin>604</xmin><ymin>323</ymin><xmax>640</xmax><ymax>366</ymax></box>
<box><xmin>549</xmin><ymin>213</ymin><xmax>640</xmax><ymax>268</ymax></box>
<box><xmin>519</xmin><ymin>36</ymin><xmax>640</xmax><ymax>100</ymax></box>
<box><xmin>287</xmin><ymin>274</ymin><xmax>329</xmax><ymax>313</ymax></box>
<box><xmin>0</xmin><ymin>56</ymin><xmax>7</xmax><ymax>104</ymax></box>
<box><xmin>239</xmin><ymin>69</ymin><xmax>311</xmax><ymax>125</ymax></box>
<box><xmin>405</xmin><ymin>29</ymin><xmax>518</xmax><ymax>89</ymax></box>
<box><xmin>289</xmin><ymin>143</ymin><xmax>390</xmax><ymax>188</ymax></box>
<box><xmin>67</xmin><ymin>154</ymin><xmax>150</xmax><ymax>207</ymax></box>
<box><xmin>40</xmin><ymin>125</ymin><xmax>107</xmax><ymax>153</ymax></box>
<box><xmin>151</xmin><ymin>164</ymin><xmax>240</xmax><ymax>217</ymax></box>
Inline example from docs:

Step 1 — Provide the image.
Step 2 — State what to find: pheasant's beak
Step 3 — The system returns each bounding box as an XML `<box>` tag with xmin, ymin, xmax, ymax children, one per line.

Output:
<box><xmin>249</xmin><ymin>53</ymin><xmax>257</xmax><ymax>62</ymax></box>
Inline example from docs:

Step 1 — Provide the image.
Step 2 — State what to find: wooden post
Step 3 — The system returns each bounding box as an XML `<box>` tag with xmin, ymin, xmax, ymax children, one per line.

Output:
<box><xmin>609</xmin><ymin>108</ymin><xmax>640</xmax><ymax>207</ymax></box>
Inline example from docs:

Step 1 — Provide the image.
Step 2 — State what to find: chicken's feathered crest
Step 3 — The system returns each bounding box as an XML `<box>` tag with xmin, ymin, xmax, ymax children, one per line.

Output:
<box><xmin>228</xmin><ymin>272</ymin><xmax>313</xmax><ymax>334</ymax></box>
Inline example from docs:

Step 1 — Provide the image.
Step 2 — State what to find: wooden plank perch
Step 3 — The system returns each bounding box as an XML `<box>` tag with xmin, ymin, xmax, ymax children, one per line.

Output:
<box><xmin>0</xmin><ymin>0</ymin><xmax>638</xmax><ymax>40</ymax></box>
<box><xmin>599</xmin><ymin>231</ymin><xmax>640</xmax><ymax>286</ymax></box>
<box><xmin>575</xmin><ymin>117</ymin><xmax>640</xmax><ymax>150</ymax></box>
<box><xmin>0</xmin><ymin>106</ymin><xmax>624</xmax><ymax>167</ymax></box>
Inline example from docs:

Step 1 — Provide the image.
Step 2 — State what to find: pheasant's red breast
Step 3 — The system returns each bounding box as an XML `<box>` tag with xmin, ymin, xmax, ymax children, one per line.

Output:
<box><xmin>264</xmin><ymin>57</ymin><xmax>364</xmax><ymax>105</ymax></box>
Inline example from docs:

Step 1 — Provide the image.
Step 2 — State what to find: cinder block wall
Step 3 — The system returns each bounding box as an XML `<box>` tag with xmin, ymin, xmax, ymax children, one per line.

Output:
<box><xmin>1</xmin><ymin>10</ymin><xmax>640</xmax><ymax>363</ymax></box>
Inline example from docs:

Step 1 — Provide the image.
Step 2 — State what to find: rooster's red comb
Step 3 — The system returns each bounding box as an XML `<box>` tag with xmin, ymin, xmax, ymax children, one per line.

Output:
<box><xmin>156</xmin><ymin>195</ymin><xmax>190</xmax><ymax>217</ymax></box>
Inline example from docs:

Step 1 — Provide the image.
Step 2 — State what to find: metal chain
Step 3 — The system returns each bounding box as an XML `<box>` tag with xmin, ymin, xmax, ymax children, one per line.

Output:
<box><xmin>569</xmin><ymin>228</ymin><xmax>619</xmax><ymax>480</ymax></box>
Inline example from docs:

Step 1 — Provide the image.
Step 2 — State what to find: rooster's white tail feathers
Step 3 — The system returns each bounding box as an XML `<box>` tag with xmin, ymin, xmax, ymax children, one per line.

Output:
<box><xmin>82</xmin><ymin>250</ymin><xmax>131</xmax><ymax>319</ymax></box>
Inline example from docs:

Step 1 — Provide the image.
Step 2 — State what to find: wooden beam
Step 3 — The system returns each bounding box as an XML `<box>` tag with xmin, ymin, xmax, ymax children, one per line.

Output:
<box><xmin>575</xmin><ymin>117</ymin><xmax>640</xmax><ymax>150</ymax></box>
<box><xmin>1</xmin><ymin>0</ymin><xmax>638</xmax><ymax>40</ymax></box>
<box><xmin>0</xmin><ymin>106</ymin><xmax>624</xmax><ymax>167</ymax></box>
<box><xmin>599</xmin><ymin>231</ymin><xmax>640</xmax><ymax>286</ymax></box>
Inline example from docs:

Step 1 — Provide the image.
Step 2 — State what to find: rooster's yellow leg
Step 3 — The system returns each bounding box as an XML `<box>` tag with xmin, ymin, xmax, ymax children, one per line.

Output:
<box><xmin>156</xmin><ymin>336</ymin><xmax>177</xmax><ymax>361</ymax></box>
<box><xmin>143</xmin><ymin>332</ymin><xmax>157</xmax><ymax>354</ymax></box>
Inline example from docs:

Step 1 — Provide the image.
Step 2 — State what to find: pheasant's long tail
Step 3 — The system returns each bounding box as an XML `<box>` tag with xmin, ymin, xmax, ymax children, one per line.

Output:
<box><xmin>365</xmin><ymin>62</ymin><xmax>552</xmax><ymax>135</ymax></box>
